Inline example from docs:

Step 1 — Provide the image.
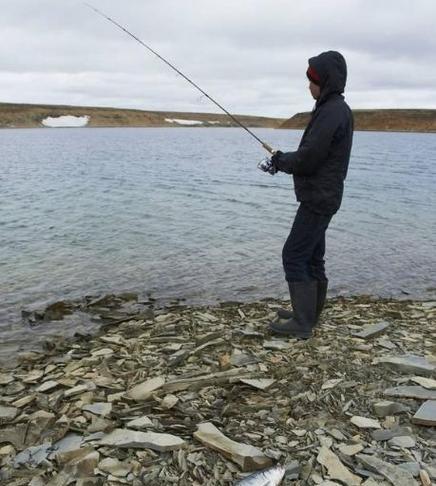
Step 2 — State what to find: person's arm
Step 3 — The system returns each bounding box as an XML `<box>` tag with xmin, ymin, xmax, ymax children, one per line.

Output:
<box><xmin>275</xmin><ymin>105</ymin><xmax>342</xmax><ymax>176</ymax></box>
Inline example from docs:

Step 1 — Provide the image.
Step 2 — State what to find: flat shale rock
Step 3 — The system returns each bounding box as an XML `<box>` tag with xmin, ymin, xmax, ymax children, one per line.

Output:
<box><xmin>194</xmin><ymin>422</ymin><xmax>273</xmax><ymax>472</ymax></box>
<box><xmin>125</xmin><ymin>416</ymin><xmax>154</xmax><ymax>430</ymax></box>
<box><xmin>350</xmin><ymin>416</ymin><xmax>381</xmax><ymax>429</ymax></box>
<box><xmin>317</xmin><ymin>445</ymin><xmax>362</xmax><ymax>485</ymax></box>
<box><xmin>374</xmin><ymin>355</ymin><xmax>435</xmax><ymax>376</ymax></box>
<box><xmin>126</xmin><ymin>376</ymin><xmax>165</xmax><ymax>401</ymax></box>
<box><xmin>14</xmin><ymin>443</ymin><xmax>52</xmax><ymax>468</ymax></box>
<box><xmin>412</xmin><ymin>400</ymin><xmax>436</xmax><ymax>426</ymax></box>
<box><xmin>383</xmin><ymin>386</ymin><xmax>436</xmax><ymax>400</ymax></box>
<box><xmin>239</xmin><ymin>378</ymin><xmax>276</xmax><ymax>390</ymax></box>
<box><xmin>410</xmin><ymin>376</ymin><xmax>436</xmax><ymax>389</ymax></box>
<box><xmin>388</xmin><ymin>435</ymin><xmax>416</xmax><ymax>448</ymax></box>
<box><xmin>372</xmin><ymin>426</ymin><xmax>413</xmax><ymax>441</ymax></box>
<box><xmin>82</xmin><ymin>402</ymin><xmax>112</xmax><ymax>417</ymax></box>
<box><xmin>352</xmin><ymin>321</ymin><xmax>390</xmax><ymax>339</ymax></box>
<box><xmin>357</xmin><ymin>454</ymin><xmax>418</xmax><ymax>486</ymax></box>
<box><xmin>372</xmin><ymin>400</ymin><xmax>409</xmax><ymax>417</ymax></box>
<box><xmin>98</xmin><ymin>457</ymin><xmax>132</xmax><ymax>477</ymax></box>
<box><xmin>0</xmin><ymin>405</ymin><xmax>18</xmax><ymax>423</ymax></box>
<box><xmin>99</xmin><ymin>428</ymin><xmax>185</xmax><ymax>452</ymax></box>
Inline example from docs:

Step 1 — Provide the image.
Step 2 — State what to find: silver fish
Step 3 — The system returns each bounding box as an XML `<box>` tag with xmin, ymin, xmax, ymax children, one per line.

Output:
<box><xmin>234</xmin><ymin>465</ymin><xmax>286</xmax><ymax>485</ymax></box>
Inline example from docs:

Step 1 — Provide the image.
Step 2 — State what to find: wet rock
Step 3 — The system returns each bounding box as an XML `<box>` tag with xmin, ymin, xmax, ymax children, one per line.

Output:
<box><xmin>411</xmin><ymin>400</ymin><xmax>436</xmax><ymax>426</ymax></box>
<box><xmin>384</xmin><ymin>386</ymin><xmax>436</xmax><ymax>400</ymax></box>
<box><xmin>374</xmin><ymin>355</ymin><xmax>435</xmax><ymax>376</ymax></box>
<box><xmin>194</xmin><ymin>422</ymin><xmax>273</xmax><ymax>472</ymax></box>
<box><xmin>357</xmin><ymin>454</ymin><xmax>418</xmax><ymax>486</ymax></box>
<box><xmin>0</xmin><ymin>405</ymin><xmax>18</xmax><ymax>423</ymax></box>
<box><xmin>317</xmin><ymin>445</ymin><xmax>362</xmax><ymax>485</ymax></box>
<box><xmin>99</xmin><ymin>428</ymin><xmax>185</xmax><ymax>451</ymax></box>
<box><xmin>352</xmin><ymin>321</ymin><xmax>390</xmax><ymax>339</ymax></box>
<box><xmin>126</xmin><ymin>376</ymin><xmax>165</xmax><ymax>401</ymax></box>
<box><xmin>372</xmin><ymin>400</ymin><xmax>409</xmax><ymax>417</ymax></box>
<box><xmin>350</xmin><ymin>416</ymin><xmax>381</xmax><ymax>429</ymax></box>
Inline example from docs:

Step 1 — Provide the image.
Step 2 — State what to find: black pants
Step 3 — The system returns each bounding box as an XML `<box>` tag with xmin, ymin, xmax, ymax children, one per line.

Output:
<box><xmin>282</xmin><ymin>203</ymin><xmax>333</xmax><ymax>282</ymax></box>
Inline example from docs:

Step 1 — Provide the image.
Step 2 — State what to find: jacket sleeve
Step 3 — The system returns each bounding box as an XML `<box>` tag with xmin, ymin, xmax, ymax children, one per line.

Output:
<box><xmin>276</xmin><ymin>104</ymin><xmax>342</xmax><ymax>176</ymax></box>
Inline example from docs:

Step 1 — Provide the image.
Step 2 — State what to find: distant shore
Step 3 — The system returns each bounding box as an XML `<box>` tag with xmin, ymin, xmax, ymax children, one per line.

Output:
<box><xmin>0</xmin><ymin>102</ymin><xmax>284</xmax><ymax>129</ymax></box>
<box><xmin>281</xmin><ymin>108</ymin><xmax>436</xmax><ymax>133</ymax></box>
<box><xmin>2</xmin><ymin>102</ymin><xmax>436</xmax><ymax>133</ymax></box>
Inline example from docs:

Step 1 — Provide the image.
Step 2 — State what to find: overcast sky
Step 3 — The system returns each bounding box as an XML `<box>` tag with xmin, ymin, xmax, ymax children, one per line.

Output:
<box><xmin>1</xmin><ymin>0</ymin><xmax>435</xmax><ymax>117</ymax></box>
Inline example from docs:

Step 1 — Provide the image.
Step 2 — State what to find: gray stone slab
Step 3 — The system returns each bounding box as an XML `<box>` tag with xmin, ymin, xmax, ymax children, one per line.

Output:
<box><xmin>194</xmin><ymin>422</ymin><xmax>272</xmax><ymax>472</ymax></box>
<box><xmin>375</xmin><ymin>355</ymin><xmax>435</xmax><ymax>376</ymax></box>
<box><xmin>372</xmin><ymin>426</ymin><xmax>413</xmax><ymax>441</ymax></box>
<box><xmin>357</xmin><ymin>454</ymin><xmax>418</xmax><ymax>486</ymax></box>
<box><xmin>0</xmin><ymin>405</ymin><xmax>18</xmax><ymax>423</ymax></box>
<box><xmin>384</xmin><ymin>386</ymin><xmax>436</xmax><ymax>400</ymax></box>
<box><xmin>388</xmin><ymin>436</ymin><xmax>416</xmax><ymax>448</ymax></box>
<box><xmin>411</xmin><ymin>400</ymin><xmax>436</xmax><ymax>426</ymax></box>
<box><xmin>373</xmin><ymin>400</ymin><xmax>410</xmax><ymax>417</ymax></box>
<box><xmin>352</xmin><ymin>321</ymin><xmax>390</xmax><ymax>339</ymax></box>
<box><xmin>99</xmin><ymin>428</ymin><xmax>185</xmax><ymax>452</ymax></box>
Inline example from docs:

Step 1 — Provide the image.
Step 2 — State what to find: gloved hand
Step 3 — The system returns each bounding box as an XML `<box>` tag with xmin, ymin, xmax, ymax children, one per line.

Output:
<box><xmin>269</xmin><ymin>150</ymin><xmax>283</xmax><ymax>173</ymax></box>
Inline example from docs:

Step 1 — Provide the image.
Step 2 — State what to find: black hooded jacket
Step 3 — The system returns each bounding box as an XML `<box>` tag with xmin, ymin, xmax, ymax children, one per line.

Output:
<box><xmin>276</xmin><ymin>51</ymin><xmax>354</xmax><ymax>215</ymax></box>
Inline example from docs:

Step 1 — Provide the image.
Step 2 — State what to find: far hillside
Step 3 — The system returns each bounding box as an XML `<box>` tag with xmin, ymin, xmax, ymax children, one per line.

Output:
<box><xmin>280</xmin><ymin>109</ymin><xmax>436</xmax><ymax>133</ymax></box>
<box><xmin>0</xmin><ymin>102</ymin><xmax>285</xmax><ymax>129</ymax></box>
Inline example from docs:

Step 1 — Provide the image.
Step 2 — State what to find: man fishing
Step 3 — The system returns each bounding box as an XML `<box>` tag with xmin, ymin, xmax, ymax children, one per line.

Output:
<box><xmin>269</xmin><ymin>50</ymin><xmax>353</xmax><ymax>339</ymax></box>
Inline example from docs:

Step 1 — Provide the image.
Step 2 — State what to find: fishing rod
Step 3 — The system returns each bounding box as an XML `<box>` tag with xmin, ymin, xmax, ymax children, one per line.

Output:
<box><xmin>84</xmin><ymin>3</ymin><xmax>277</xmax><ymax>168</ymax></box>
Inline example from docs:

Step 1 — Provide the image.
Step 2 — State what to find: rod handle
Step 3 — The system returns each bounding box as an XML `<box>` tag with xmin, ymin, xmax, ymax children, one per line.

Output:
<box><xmin>262</xmin><ymin>143</ymin><xmax>275</xmax><ymax>154</ymax></box>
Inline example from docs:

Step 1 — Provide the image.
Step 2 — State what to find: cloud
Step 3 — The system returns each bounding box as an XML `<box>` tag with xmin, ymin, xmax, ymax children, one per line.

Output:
<box><xmin>0</xmin><ymin>0</ymin><xmax>435</xmax><ymax>116</ymax></box>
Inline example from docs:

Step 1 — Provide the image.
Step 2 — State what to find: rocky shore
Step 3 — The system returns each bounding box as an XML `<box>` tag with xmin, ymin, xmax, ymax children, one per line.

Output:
<box><xmin>0</xmin><ymin>296</ymin><xmax>435</xmax><ymax>485</ymax></box>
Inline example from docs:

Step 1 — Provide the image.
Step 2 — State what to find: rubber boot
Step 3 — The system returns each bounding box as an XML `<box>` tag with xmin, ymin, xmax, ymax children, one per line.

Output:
<box><xmin>275</xmin><ymin>280</ymin><xmax>328</xmax><ymax>325</ymax></box>
<box><xmin>269</xmin><ymin>281</ymin><xmax>317</xmax><ymax>339</ymax></box>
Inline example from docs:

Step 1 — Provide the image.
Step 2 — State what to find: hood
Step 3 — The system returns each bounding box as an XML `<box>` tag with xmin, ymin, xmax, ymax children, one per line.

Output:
<box><xmin>309</xmin><ymin>51</ymin><xmax>347</xmax><ymax>103</ymax></box>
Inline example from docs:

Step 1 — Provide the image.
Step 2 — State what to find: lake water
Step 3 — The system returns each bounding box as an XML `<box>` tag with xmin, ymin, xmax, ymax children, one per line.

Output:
<box><xmin>1</xmin><ymin>127</ymin><xmax>435</xmax><ymax>354</ymax></box>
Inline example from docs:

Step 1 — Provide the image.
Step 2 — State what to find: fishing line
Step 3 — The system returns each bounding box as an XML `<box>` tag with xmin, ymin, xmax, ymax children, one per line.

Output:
<box><xmin>84</xmin><ymin>3</ymin><xmax>275</xmax><ymax>157</ymax></box>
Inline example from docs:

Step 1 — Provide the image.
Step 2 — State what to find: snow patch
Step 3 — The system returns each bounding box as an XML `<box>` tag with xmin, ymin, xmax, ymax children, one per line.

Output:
<box><xmin>208</xmin><ymin>121</ymin><xmax>221</xmax><ymax>125</ymax></box>
<box><xmin>165</xmin><ymin>118</ymin><xmax>203</xmax><ymax>126</ymax></box>
<box><xmin>42</xmin><ymin>115</ymin><xmax>90</xmax><ymax>128</ymax></box>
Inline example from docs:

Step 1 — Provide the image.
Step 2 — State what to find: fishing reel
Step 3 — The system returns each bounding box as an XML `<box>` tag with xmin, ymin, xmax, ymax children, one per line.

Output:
<box><xmin>257</xmin><ymin>156</ymin><xmax>278</xmax><ymax>175</ymax></box>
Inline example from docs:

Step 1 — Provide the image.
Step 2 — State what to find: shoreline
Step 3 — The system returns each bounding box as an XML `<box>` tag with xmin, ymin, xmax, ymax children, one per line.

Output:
<box><xmin>0</xmin><ymin>296</ymin><xmax>435</xmax><ymax>484</ymax></box>
<box><xmin>2</xmin><ymin>125</ymin><xmax>436</xmax><ymax>134</ymax></box>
